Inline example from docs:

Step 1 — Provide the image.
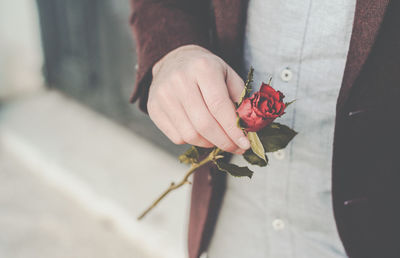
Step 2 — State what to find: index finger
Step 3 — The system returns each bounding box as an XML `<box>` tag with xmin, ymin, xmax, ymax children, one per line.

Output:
<box><xmin>196</xmin><ymin>67</ymin><xmax>250</xmax><ymax>150</ymax></box>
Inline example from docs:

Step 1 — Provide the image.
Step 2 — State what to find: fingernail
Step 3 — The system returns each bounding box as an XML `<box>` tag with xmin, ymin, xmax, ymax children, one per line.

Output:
<box><xmin>238</xmin><ymin>136</ymin><xmax>250</xmax><ymax>149</ymax></box>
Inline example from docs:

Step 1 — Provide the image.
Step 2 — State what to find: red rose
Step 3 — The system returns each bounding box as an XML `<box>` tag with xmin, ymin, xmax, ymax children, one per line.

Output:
<box><xmin>236</xmin><ymin>82</ymin><xmax>286</xmax><ymax>132</ymax></box>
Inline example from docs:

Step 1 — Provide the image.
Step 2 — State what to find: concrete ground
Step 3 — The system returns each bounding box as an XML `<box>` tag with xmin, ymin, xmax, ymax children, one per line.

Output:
<box><xmin>0</xmin><ymin>148</ymin><xmax>147</xmax><ymax>258</ymax></box>
<box><xmin>0</xmin><ymin>90</ymin><xmax>191</xmax><ymax>258</ymax></box>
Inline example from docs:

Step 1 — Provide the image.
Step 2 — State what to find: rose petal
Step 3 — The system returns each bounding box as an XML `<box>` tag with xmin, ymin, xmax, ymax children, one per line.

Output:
<box><xmin>236</xmin><ymin>83</ymin><xmax>287</xmax><ymax>132</ymax></box>
<box><xmin>259</xmin><ymin>100</ymin><xmax>270</xmax><ymax>114</ymax></box>
<box><xmin>237</xmin><ymin>98</ymin><xmax>253</xmax><ymax>118</ymax></box>
<box><xmin>260</xmin><ymin>83</ymin><xmax>276</xmax><ymax>96</ymax></box>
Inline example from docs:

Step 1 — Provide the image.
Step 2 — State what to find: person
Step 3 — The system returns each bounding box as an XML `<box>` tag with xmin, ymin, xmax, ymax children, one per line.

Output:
<box><xmin>129</xmin><ymin>1</ymin><xmax>400</xmax><ymax>258</ymax></box>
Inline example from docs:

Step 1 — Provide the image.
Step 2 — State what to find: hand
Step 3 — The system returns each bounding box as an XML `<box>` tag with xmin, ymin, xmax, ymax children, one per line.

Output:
<box><xmin>147</xmin><ymin>44</ymin><xmax>251</xmax><ymax>154</ymax></box>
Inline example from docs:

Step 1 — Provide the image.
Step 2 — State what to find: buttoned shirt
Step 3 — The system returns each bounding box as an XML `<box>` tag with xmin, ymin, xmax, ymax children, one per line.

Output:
<box><xmin>207</xmin><ymin>0</ymin><xmax>356</xmax><ymax>257</ymax></box>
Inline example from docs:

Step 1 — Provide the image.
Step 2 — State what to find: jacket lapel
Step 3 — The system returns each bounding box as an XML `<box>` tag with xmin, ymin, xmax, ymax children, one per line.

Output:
<box><xmin>188</xmin><ymin>1</ymin><xmax>246</xmax><ymax>258</ymax></box>
<box><xmin>212</xmin><ymin>0</ymin><xmax>249</xmax><ymax>71</ymax></box>
<box><xmin>336</xmin><ymin>0</ymin><xmax>390</xmax><ymax>113</ymax></box>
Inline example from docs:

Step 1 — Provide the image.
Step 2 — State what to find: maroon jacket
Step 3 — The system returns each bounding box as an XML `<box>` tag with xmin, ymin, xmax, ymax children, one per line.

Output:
<box><xmin>129</xmin><ymin>1</ymin><xmax>400</xmax><ymax>257</ymax></box>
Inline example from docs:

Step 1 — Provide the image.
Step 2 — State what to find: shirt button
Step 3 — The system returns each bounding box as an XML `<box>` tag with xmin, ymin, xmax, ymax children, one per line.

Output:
<box><xmin>280</xmin><ymin>68</ymin><xmax>293</xmax><ymax>82</ymax></box>
<box><xmin>272</xmin><ymin>219</ymin><xmax>285</xmax><ymax>230</ymax></box>
<box><xmin>273</xmin><ymin>149</ymin><xmax>285</xmax><ymax>160</ymax></box>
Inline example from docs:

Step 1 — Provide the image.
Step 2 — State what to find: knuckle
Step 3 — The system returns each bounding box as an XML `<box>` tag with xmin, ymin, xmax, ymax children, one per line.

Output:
<box><xmin>170</xmin><ymin>71</ymin><xmax>185</xmax><ymax>84</ymax></box>
<box><xmin>219</xmin><ymin>141</ymin><xmax>237</xmax><ymax>153</ymax></box>
<box><xmin>182</xmin><ymin>130</ymin><xmax>200</xmax><ymax>144</ymax></box>
<box><xmin>170</xmin><ymin>136</ymin><xmax>185</xmax><ymax>145</ymax></box>
<box><xmin>226</xmin><ymin>123</ymin><xmax>241</xmax><ymax>136</ymax></box>
<box><xmin>193</xmin><ymin>56</ymin><xmax>215</xmax><ymax>72</ymax></box>
<box><xmin>196</xmin><ymin>119</ymin><xmax>214</xmax><ymax>134</ymax></box>
<box><xmin>208</xmin><ymin>98</ymin><xmax>226</xmax><ymax>114</ymax></box>
<box><xmin>155</xmin><ymin>85</ymin><xmax>171</xmax><ymax>104</ymax></box>
<box><xmin>194</xmin><ymin>57</ymin><xmax>209</xmax><ymax>69</ymax></box>
<box><xmin>170</xmin><ymin>73</ymin><xmax>188</xmax><ymax>92</ymax></box>
<box><xmin>200</xmin><ymin>142</ymin><xmax>214</xmax><ymax>148</ymax></box>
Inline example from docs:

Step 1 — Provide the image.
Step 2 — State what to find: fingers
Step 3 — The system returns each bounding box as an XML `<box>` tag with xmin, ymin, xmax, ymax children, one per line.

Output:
<box><xmin>148</xmin><ymin>99</ymin><xmax>183</xmax><ymax>144</ymax></box>
<box><xmin>149</xmin><ymin>92</ymin><xmax>215</xmax><ymax>148</ymax></box>
<box><xmin>180</xmin><ymin>82</ymin><xmax>245</xmax><ymax>154</ymax></box>
<box><xmin>146</xmin><ymin>45</ymin><xmax>250</xmax><ymax>154</ymax></box>
<box><xmin>171</xmin><ymin>105</ymin><xmax>216</xmax><ymax>148</ymax></box>
<box><xmin>226</xmin><ymin>66</ymin><xmax>246</xmax><ymax>104</ymax></box>
<box><xmin>197</xmin><ymin>66</ymin><xmax>251</xmax><ymax>151</ymax></box>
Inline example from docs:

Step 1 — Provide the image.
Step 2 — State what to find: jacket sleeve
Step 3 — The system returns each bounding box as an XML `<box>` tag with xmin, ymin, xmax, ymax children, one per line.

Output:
<box><xmin>129</xmin><ymin>0</ymin><xmax>212</xmax><ymax>114</ymax></box>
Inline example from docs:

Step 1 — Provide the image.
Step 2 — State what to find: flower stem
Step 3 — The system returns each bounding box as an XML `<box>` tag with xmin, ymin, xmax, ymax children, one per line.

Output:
<box><xmin>137</xmin><ymin>147</ymin><xmax>223</xmax><ymax>220</ymax></box>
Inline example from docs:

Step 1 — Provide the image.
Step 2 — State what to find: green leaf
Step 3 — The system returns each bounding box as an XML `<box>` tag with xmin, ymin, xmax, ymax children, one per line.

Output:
<box><xmin>178</xmin><ymin>146</ymin><xmax>213</xmax><ymax>164</ymax></box>
<box><xmin>243</xmin><ymin>149</ymin><xmax>268</xmax><ymax>167</ymax></box>
<box><xmin>257</xmin><ymin>123</ymin><xmax>298</xmax><ymax>152</ymax></box>
<box><xmin>214</xmin><ymin>160</ymin><xmax>254</xmax><ymax>178</ymax></box>
<box><xmin>247</xmin><ymin>131</ymin><xmax>267</xmax><ymax>161</ymax></box>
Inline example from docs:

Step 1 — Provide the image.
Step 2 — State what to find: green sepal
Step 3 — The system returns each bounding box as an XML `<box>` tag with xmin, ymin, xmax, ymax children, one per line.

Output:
<box><xmin>178</xmin><ymin>146</ymin><xmax>213</xmax><ymax>164</ymax></box>
<box><xmin>243</xmin><ymin>149</ymin><xmax>268</xmax><ymax>167</ymax></box>
<box><xmin>285</xmin><ymin>99</ymin><xmax>296</xmax><ymax>108</ymax></box>
<box><xmin>257</xmin><ymin>123</ymin><xmax>298</xmax><ymax>153</ymax></box>
<box><xmin>236</xmin><ymin>114</ymin><xmax>243</xmax><ymax>130</ymax></box>
<box><xmin>214</xmin><ymin>160</ymin><xmax>254</xmax><ymax>179</ymax></box>
<box><xmin>245</xmin><ymin>66</ymin><xmax>254</xmax><ymax>95</ymax></box>
<box><xmin>247</xmin><ymin>131</ymin><xmax>267</xmax><ymax>161</ymax></box>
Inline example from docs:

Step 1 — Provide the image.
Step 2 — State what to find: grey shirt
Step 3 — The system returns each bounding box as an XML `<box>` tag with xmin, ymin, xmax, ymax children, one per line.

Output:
<box><xmin>207</xmin><ymin>0</ymin><xmax>356</xmax><ymax>257</ymax></box>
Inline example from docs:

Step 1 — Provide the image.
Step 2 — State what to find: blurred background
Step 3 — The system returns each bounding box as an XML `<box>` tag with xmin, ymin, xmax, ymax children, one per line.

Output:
<box><xmin>0</xmin><ymin>1</ymin><xmax>189</xmax><ymax>258</ymax></box>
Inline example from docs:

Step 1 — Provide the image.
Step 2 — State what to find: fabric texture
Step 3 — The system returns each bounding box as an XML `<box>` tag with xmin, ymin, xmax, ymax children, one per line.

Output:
<box><xmin>207</xmin><ymin>0</ymin><xmax>355</xmax><ymax>257</ymax></box>
<box><xmin>128</xmin><ymin>0</ymin><xmax>400</xmax><ymax>257</ymax></box>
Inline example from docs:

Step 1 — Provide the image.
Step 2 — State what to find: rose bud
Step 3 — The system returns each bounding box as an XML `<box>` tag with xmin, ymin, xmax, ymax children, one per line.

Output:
<box><xmin>237</xmin><ymin>82</ymin><xmax>286</xmax><ymax>132</ymax></box>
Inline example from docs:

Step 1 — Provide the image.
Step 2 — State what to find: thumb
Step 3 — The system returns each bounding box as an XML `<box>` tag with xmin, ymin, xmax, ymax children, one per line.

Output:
<box><xmin>225</xmin><ymin>66</ymin><xmax>246</xmax><ymax>104</ymax></box>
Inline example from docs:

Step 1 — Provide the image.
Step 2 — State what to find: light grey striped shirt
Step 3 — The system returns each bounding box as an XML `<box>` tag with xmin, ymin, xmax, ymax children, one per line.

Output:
<box><xmin>207</xmin><ymin>0</ymin><xmax>356</xmax><ymax>257</ymax></box>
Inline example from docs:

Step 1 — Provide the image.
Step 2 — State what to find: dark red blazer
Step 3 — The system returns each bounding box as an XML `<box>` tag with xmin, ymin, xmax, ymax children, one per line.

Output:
<box><xmin>129</xmin><ymin>1</ymin><xmax>400</xmax><ymax>257</ymax></box>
